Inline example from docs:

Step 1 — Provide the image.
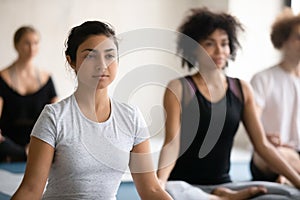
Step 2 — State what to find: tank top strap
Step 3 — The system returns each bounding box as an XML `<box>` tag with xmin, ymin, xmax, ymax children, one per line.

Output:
<box><xmin>227</xmin><ymin>76</ymin><xmax>244</xmax><ymax>104</ymax></box>
<box><xmin>179</xmin><ymin>76</ymin><xmax>198</xmax><ymax>107</ymax></box>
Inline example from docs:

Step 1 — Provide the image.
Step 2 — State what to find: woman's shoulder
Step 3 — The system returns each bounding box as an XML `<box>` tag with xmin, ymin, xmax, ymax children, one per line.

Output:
<box><xmin>168</xmin><ymin>78</ymin><xmax>183</xmax><ymax>88</ymax></box>
<box><xmin>226</xmin><ymin>76</ymin><xmax>247</xmax><ymax>87</ymax></box>
<box><xmin>232</xmin><ymin>78</ymin><xmax>255</xmax><ymax>105</ymax></box>
<box><xmin>166</xmin><ymin>77</ymin><xmax>184</xmax><ymax>94</ymax></box>
<box><xmin>0</xmin><ymin>67</ymin><xmax>11</xmax><ymax>83</ymax></box>
<box><xmin>251</xmin><ymin>65</ymin><xmax>280</xmax><ymax>82</ymax></box>
<box><xmin>38</xmin><ymin>68</ymin><xmax>53</xmax><ymax>85</ymax></box>
<box><xmin>44</xmin><ymin>95</ymin><xmax>73</xmax><ymax>114</ymax></box>
<box><xmin>0</xmin><ymin>66</ymin><xmax>9</xmax><ymax>74</ymax></box>
<box><xmin>111</xmin><ymin>98</ymin><xmax>137</xmax><ymax>114</ymax></box>
<box><xmin>110</xmin><ymin>99</ymin><xmax>144</xmax><ymax>128</ymax></box>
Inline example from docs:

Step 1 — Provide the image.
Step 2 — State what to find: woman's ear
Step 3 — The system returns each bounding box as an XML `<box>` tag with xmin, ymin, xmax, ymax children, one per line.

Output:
<box><xmin>66</xmin><ymin>55</ymin><xmax>76</xmax><ymax>69</ymax></box>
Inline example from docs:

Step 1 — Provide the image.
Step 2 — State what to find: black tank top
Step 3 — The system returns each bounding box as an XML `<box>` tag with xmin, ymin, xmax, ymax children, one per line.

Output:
<box><xmin>169</xmin><ymin>75</ymin><xmax>244</xmax><ymax>185</ymax></box>
<box><xmin>0</xmin><ymin>76</ymin><xmax>57</xmax><ymax>146</ymax></box>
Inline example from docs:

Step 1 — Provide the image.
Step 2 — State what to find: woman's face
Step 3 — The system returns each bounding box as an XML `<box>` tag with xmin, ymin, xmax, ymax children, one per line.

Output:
<box><xmin>198</xmin><ymin>29</ymin><xmax>231</xmax><ymax>69</ymax></box>
<box><xmin>15</xmin><ymin>32</ymin><xmax>39</xmax><ymax>60</ymax></box>
<box><xmin>75</xmin><ymin>34</ymin><xmax>118</xmax><ymax>90</ymax></box>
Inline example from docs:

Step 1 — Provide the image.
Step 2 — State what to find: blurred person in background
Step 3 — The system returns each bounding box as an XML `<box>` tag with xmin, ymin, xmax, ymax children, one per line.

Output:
<box><xmin>250</xmin><ymin>8</ymin><xmax>300</xmax><ymax>185</ymax></box>
<box><xmin>0</xmin><ymin>26</ymin><xmax>57</xmax><ymax>162</ymax></box>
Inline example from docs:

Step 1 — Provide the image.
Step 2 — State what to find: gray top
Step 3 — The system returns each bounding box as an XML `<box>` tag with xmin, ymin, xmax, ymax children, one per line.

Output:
<box><xmin>31</xmin><ymin>94</ymin><xmax>149</xmax><ymax>200</ymax></box>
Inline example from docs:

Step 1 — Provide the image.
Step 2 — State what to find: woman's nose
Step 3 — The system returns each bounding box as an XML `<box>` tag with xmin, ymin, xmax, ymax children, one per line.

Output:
<box><xmin>215</xmin><ymin>45</ymin><xmax>222</xmax><ymax>54</ymax></box>
<box><xmin>97</xmin><ymin>57</ymin><xmax>107</xmax><ymax>71</ymax></box>
<box><xmin>97</xmin><ymin>65</ymin><xmax>107</xmax><ymax>72</ymax></box>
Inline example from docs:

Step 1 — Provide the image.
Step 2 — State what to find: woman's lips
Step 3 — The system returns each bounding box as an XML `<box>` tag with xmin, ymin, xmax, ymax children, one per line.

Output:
<box><xmin>93</xmin><ymin>74</ymin><xmax>109</xmax><ymax>78</ymax></box>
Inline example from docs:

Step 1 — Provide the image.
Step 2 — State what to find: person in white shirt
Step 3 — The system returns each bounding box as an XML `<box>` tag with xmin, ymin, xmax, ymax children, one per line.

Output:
<box><xmin>250</xmin><ymin>8</ymin><xmax>300</xmax><ymax>184</ymax></box>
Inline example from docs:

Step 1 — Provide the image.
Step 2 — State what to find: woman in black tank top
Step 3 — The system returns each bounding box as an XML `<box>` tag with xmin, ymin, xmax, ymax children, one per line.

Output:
<box><xmin>0</xmin><ymin>26</ymin><xmax>57</xmax><ymax>162</ymax></box>
<box><xmin>157</xmin><ymin>7</ymin><xmax>300</xmax><ymax>199</ymax></box>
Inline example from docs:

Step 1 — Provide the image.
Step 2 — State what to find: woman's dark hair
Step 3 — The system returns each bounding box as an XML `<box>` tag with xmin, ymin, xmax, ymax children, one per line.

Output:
<box><xmin>65</xmin><ymin>21</ymin><xmax>118</xmax><ymax>63</ymax></box>
<box><xmin>177</xmin><ymin>7</ymin><xmax>244</xmax><ymax>69</ymax></box>
<box><xmin>271</xmin><ymin>9</ymin><xmax>300</xmax><ymax>49</ymax></box>
<box><xmin>14</xmin><ymin>26</ymin><xmax>38</xmax><ymax>48</ymax></box>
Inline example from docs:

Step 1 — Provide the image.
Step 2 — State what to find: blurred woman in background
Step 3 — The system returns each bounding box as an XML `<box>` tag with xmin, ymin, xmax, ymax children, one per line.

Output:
<box><xmin>0</xmin><ymin>26</ymin><xmax>57</xmax><ymax>162</ymax></box>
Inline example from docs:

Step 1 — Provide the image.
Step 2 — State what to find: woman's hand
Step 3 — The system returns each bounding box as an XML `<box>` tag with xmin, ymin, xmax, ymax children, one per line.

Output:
<box><xmin>267</xmin><ymin>133</ymin><xmax>295</xmax><ymax>148</ymax></box>
<box><xmin>266</xmin><ymin>133</ymin><xmax>281</xmax><ymax>147</ymax></box>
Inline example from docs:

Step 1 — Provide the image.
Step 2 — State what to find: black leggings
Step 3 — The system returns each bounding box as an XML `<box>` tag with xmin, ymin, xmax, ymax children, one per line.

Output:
<box><xmin>250</xmin><ymin>157</ymin><xmax>278</xmax><ymax>182</ymax></box>
<box><xmin>250</xmin><ymin>151</ymin><xmax>300</xmax><ymax>182</ymax></box>
<box><xmin>0</xmin><ymin>137</ymin><xmax>26</xmax><ymax>162</ymax></box>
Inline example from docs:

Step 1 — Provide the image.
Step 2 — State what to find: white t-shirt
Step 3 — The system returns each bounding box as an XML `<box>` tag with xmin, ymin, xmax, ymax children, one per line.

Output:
<box><xmin>31</xmin><ymin>94</ymin><xmax>149</xmax><ymax>200</ymax></box>
<box><xmin>251</xmin><ymin>65</ymin><xmax>300</xmax><ymax>151</ymax></box>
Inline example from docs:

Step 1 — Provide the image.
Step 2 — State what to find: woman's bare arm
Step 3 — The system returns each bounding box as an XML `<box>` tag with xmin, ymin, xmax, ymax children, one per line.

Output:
<box><xmin>157</xmin><ymin>80</ymin><xmax>182</xmax><ymax>188</ymax></box>
<box><xmin>11</xmin><ymin>136</ymin><xmax>54</xmax><ymax>200</ymax></box>
<box><xmin>241</xmin><ymin>80</ymin><xmax>300</xmax><ymax>188</ymax></box>
<box><xmin>130</xmin><ymin>140</ymin><xmax>173</xmax><ymax>200</ymax></box>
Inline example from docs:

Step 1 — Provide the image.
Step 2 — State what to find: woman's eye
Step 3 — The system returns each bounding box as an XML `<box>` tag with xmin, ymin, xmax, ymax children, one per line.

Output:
<box><xmin>204</xmin><ymin>42</ymin><xmax>214</xmax><ymax>47</ymax></box>
<box><xmin>222</xmin><ymin>42</ymin><xmax>229</xmax><ymax>47</ymax></box>
<box><xmin>105</xmin><ymin>54</ymin><xmax>115</xmax><ymax>60</ymax></box>
<box><xmin>85</xmin><ymin>54</ymin><xmax>96</xmax><ymax>59</ymax></box>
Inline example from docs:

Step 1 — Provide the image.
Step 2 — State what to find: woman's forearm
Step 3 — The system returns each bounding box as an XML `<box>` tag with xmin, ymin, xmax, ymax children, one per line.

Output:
<box><xmin>11</xmin><ymin>184</ymin><xmax>43</xmax><ymax>200</ymax></box>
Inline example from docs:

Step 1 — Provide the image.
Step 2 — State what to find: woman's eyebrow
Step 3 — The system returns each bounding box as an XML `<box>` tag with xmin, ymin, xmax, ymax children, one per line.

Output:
<box><xmin>104</xmin><ymin>48</ymin><xmax>117</xmax><ymax>52</ymax></box>
<box><xmin>81</xmin><ymin>48</ymin><xmax>116</xmax><ymax>53</ymax></box>
<box><xmin>81</xmin><ymin>48</ymin><xmax>97</xmax><ymax>53</ymax></box>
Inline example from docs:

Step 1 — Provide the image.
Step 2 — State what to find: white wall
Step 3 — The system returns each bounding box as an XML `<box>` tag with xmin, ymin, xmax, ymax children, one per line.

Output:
<box><xmin>227</xmin><ymin>0</ymin><xmax>284</xmax><ymax>82</ymax></box>
<box><xmin>0</xmin><ymin>0</ymin><xmax>286</xmax><ymax>150</ymax></box>
<box><xmin>228</xmin><ymin>0</ymin><xmax>284</xmax><ymax>151</ymax></box>
<box><xmin>0</xmin><ymin>0</ymin><xmax>191</xmax><ymax>100</ymax></box>
<box><xmin>292</xmin><ymin>0</ymin><xmax>300</xmax><ymax>14</ymax></box>
<box><xmin>0</xmin><ymin>0</ymin><xmax>203</xmax><ymax>145</ymax></box>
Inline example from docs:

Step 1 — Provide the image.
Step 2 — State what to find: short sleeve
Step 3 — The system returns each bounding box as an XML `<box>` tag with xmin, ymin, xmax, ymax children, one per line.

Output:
<box><xmin>133</xmin><ymin>106</ymin><xmax>150</xmax><ymax>146</ymax></box>
<box><xmin>31</xmin><ymin>105</ymin><xmax>57</xmax><ymax>148</ymax></box>
<box><xmin>250</xmin><ymin>73</ymin><xmax>268</xmax><ymax>109</ymax></box>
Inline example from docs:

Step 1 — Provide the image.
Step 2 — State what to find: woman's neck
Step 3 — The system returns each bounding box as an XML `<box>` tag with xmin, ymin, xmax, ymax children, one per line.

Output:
<box><xmin>194</xmin><ymin>69</ymin><xmax>226</xmax><ymax>86</ymax></box>
<box><xmin>13</xmin><ymin>58</ymin><xmax>35</xmax><ymax>71</ymax></box>
<box><xmin>75</xmin><ymin>84</ymin><xmax>110</xmax><ymax>122</ymax></box>
<box><xmin>192</xmin><ymin>70</ymin><xmax>227</xmax><ymax>103</ymax></box>
<box><xmin>8</xmin><ymin>58</ymin><xmax>38</xmax><ymax>93</ymax></box>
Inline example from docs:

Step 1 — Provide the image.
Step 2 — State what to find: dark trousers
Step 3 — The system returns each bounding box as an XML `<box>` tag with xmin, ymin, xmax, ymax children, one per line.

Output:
<box><xmin>0</xmin><ymin>137</ymin><xmax>26</xmax><ymax>162</ymax></box>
